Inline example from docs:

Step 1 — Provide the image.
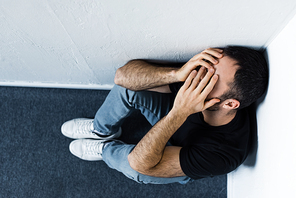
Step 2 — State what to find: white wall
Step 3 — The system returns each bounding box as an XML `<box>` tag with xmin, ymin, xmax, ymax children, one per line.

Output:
<box><xmin>1</xmin><ymin>1</ymin><xmax>296</xmax><ymax>196</ymax></box>
<box><xmin>228</xmin><ymin>13</ymin><xmax>296</xmax><ymax>198</ymax></box>
<box><xmin>1</xmin><ymin>0</ymin><xmax>296</xmax><ymax>88</ymax></box>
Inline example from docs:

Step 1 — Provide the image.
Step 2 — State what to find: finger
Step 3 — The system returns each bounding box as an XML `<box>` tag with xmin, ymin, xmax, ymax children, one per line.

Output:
<box><xmin>199</xmin><ymin>59</ymin><xmax>214</xmax><ymax>69</ymax></box>
<box><xmin>191</xmin><ymin>48</ymin><xmax>223</xmax><ymax>61</ymax></box>
<box><xmin>191</xmin><ymin>52</ymin><xmax>217</xmax><ymax>63</ymax></box>
<box><xmin>200</xmin><ymin>74</ymin><xmax>219</xmax><ymax>98</ymax></box>
<box><xmin>201</xmin><ymin>53</ymin><xmax>219</xmax><ymax>65</ymax></box>
<box><xmin>188</xmin><ymin>67</ymin><xmax>206</xmax><ymax>89</ymax></box>
<box><xmin>188</xmin><ymin>58</ymin><xmax>213</xmax><ymax>70</ymax></box>
<box><xmin>200</xmin><ymin>68</ymin><xmax>206</xmax><ymax>80</ymax></box>
<box><xmin>195</xmin><ymin>68</ymin><xmax>216</xmax><ymax>94</ymax></box>
<box><xmin>204</xmin><ymin>48</ymin><xmax>224</xmax><ymax>59</ymax></box>
<box><xmin>190</xmin><ymin>49</ymin><xmax>223</xmax><ymax>69</ymax></box>
<box><xmin>182</xmin><ymin>70</ymin><xmax>197</xmax><ymax>90</ymax></box>
<box><xmin>208</xmin><ymin>48</ymin><xmax>223</xmax><ymax>53</ymax></box>
<box><xmin>204</xmin><ymin>98</ymin><xmax>221</xmax><ymax>110</ymax></box>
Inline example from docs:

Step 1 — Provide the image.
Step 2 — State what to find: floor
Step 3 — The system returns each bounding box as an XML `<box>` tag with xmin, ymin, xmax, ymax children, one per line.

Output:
<box><xmin>0</xmin><ymin>86</ymin><xmax>226</xmax><ymax>198</ymax></box>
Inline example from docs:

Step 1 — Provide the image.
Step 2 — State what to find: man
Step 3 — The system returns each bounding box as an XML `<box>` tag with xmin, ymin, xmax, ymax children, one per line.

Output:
<box><xmin>61</xmin><ymin>46</ymin><xmax>268</xmax><ymax>184</ymax></box>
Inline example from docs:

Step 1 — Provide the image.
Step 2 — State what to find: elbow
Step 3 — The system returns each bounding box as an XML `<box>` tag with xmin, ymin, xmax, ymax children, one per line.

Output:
<box><xmin>114</xmin><ymin>59</ymin><xmax>140</xmax><ymax>88</ymax></box>
<box><xmin>128</xmin><ymin>153</ymin><xmax>139</xmax><ymax>172</ymax></box>
<box><xmin>128</xmin><ymin>153</ymin><xmax>149</xmax><ymax>174</ymax></box>
<box><xmin>114</xmin><ymin>60</ymin><xmax>135</xmax><ymax>85</ymax></box>
<box><xmin>114</xmin><ymin>67</ymin><xmax>123</xmax><ymax>85</ymax></box>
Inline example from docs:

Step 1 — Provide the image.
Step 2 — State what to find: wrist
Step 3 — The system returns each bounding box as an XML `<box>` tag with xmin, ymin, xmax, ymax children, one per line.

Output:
<box><xmin>168</xmin><ymin>108</ymin><xmax>189</xmax><ymax>123</ymax></box>
<box><xmin>169</xmin><ymin>68</ymin><xmax>181</xmax><ymax>82</ymax></box>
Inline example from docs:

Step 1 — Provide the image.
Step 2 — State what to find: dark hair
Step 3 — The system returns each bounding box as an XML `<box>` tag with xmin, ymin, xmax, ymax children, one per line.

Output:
<box><xmin>220</xmin><ymin>46</ymin><xmax>269</xmax><ymax>109</ymax></box>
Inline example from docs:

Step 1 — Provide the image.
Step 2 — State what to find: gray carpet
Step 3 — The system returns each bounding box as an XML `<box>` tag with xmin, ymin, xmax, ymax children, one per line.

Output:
<box><xmin>0</xmin><ymin>86</ymin><xmax>226</xmax><ymax>198</ymax></box>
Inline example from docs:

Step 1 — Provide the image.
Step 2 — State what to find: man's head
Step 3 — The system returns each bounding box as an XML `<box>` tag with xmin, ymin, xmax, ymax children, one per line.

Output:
<box><xmin>206</xmin><ymin>45</ymin><xmax>269</xmax><ymax>112</ymax></box>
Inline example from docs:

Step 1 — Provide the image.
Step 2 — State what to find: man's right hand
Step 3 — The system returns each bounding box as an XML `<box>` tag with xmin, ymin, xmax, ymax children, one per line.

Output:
<box><xmin>176</xmin><ymin>48</ymin><xmax>223</xmax><ymax>82</ymax></box>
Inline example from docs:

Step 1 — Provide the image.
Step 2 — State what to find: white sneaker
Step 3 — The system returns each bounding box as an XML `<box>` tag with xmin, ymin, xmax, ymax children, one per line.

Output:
<box><xmin>61</xmin><ymin>118</ymin><xmax>122</xmax><ymax>140</ymax></box>
<box><xmin>69</xmin><ymin>139</ymin><xmax>107</xmax><ymax>161</ymax></box>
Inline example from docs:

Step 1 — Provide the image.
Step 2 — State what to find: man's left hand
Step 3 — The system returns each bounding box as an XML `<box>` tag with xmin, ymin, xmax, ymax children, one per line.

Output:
<box><xmin>172</xmin><ymin>67</ymin><xmax>220</xmax><ymax>117</ymax></box>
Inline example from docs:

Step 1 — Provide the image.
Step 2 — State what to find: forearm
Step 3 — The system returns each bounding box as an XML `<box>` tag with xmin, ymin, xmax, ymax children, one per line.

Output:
<box><xmin>128</xmin><ymin>66</ymin><xmax>220</xmax><ymax>174</ymax></box>
<box><xmin>128</xmin><ymin>109</ymin><xmax>187</xmax><ymax>172</ymax></box>
<box><xmin>114</xmin><ymin>48</ymin><xmax>223</xmax><ymax>91</ymax></box>
<box><xmin>114</xmin><ymin>60</ymin><xmax>179</xmax><ymax>91</ymax></box>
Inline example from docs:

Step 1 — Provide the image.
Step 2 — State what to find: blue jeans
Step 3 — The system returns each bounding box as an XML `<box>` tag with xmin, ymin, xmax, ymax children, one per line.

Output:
<box><xmin>93</xmin><ymin>85</ymin><xmax>191</xmax><ymax>184</ymax></box>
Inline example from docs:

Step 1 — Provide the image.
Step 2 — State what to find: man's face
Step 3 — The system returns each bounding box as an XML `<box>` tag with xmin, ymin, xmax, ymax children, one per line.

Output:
<box><xmin>205</xmin><ymin>55</ymin><xmax>238</xmax><ymax>111</ymax></box>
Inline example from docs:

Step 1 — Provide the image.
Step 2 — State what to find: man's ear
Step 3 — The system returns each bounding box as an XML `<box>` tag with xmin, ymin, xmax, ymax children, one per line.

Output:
<box><xmin>222</xmin><ymin>99</ymin><xmax>240</xmax><ymax>110</ymax></box>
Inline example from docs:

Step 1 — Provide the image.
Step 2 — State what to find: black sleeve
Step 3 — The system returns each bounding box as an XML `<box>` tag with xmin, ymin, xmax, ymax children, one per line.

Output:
<box><xmin>179</xmin><ymin>145</ymin><xmax>238</xmax><ymax>179</ymax></box>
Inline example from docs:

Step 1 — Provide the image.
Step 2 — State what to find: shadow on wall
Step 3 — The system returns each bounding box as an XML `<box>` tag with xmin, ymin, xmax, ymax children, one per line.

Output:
<box><xmin>243</xmin><ymin>49</ymin><xmax>270</xmax><ymax>167</ymax></box>
<box><xmin>243</xmin><ymin>102</ymin><xmax>259</xmax><ymax>167</ymax></box>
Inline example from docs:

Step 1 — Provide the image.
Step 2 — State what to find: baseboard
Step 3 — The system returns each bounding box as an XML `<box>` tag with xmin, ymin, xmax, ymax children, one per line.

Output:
<box><xmin>227</xmin><ymin>173</ymin><xmax>234</xmax><ymax>198</ymax></box>
<box><xmin>0</xmin><ymin>81</ymin><xmax>114</xmax><ymax>90</ymax></box>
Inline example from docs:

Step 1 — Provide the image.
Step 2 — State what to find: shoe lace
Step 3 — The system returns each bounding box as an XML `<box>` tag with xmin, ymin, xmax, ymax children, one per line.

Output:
<box><xmin>85</xmin><ymin>141</ymin><xmax>103</xmax><ymax>156</ymax></box>
<box><xmin>77</xmin><ymin>120</ymin><xmax>93</xmax><ymax>134</ymax></box>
